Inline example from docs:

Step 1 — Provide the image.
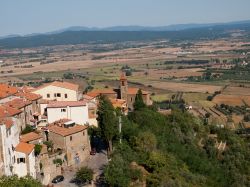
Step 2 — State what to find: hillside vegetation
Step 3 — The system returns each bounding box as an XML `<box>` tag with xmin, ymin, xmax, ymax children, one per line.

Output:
<box><xmin>96</xmin><ymin>96</ymin><xmax>250</xmax><ymax>187</ymax></box>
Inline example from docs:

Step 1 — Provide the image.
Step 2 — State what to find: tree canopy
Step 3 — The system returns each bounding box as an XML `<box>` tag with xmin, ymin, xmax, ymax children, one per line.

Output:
<box><xmin>75</xmin><ymin>167</ymin><xmax>94</xmax><ymax>184</ymax></box>
<box><xmin>133</xmin><ymin>89</ymin><xmax>146</xmax><ymax>110</ymax></box>
<box><xmin>97</xmin><ymin>95</ymin><xmax>118</xmax><ymax>154</ymax></box>
<box><xmin>0</xmin><ymin>175</ymin><xmax>42</xmax><ymax>187</ymax></box>
<box><xmin>103</xmin><ymin>106</ymin><xmax>250</xmax><ymax>187</ymax></box>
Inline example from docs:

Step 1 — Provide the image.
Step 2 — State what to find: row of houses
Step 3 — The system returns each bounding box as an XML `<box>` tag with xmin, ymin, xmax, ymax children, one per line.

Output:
<box><xmin>0</xmin><ymin>81</ymin><xmax>94</xmax><ymax>184</ymax></box>
<box><xmin>0</xmin><ymin>73</ymin><xmax>151</xmax><ymax>184</ymax></box>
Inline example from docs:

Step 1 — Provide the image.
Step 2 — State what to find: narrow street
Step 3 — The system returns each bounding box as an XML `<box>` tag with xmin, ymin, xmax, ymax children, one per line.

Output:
<box><xmin>53</xmin><ymin>138</ymin><xmax>108</xmax><ymax>187</ymax></box>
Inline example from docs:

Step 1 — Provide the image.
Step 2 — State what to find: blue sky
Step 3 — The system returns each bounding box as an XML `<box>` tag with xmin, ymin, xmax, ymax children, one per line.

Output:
<box><xmin>0</xmin><ymin>0</ymin><xmax>250</xmax><ymax>36</ymax></box>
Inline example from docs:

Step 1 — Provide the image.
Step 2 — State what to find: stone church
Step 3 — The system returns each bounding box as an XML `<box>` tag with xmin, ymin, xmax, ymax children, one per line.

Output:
<box><xmin>86</xmin><ymin>73</ymin><xmax>152</xmax><ymax>111</ymax></box>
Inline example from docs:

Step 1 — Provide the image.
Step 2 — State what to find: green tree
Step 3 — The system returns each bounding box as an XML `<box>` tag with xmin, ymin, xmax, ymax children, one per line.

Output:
<box><xmin>0</xmin><ymin>175</ymin><xmax>42</xmax><ymax>187</ymax></box>
<box><xmin>97</xmin><ymin>95</ymin><xmax>118</xmax><ymax>154</ymax></box>
<box><xmin>104</xmin><ymin>155</ymin><xmax>130</xmax><ymax>187</ymax></box>
<box><xmin>135</xmin><ymin>131</ymin><xmax>157</xmax><ymax>152</ymax></box>
<box><xmin>133</xmin><ymin>89</ymin><xmax>146</xmax><ymax>110</ymax></box>
<box><xmin>21</xmin><ymin>125</ymin><xmax>34</xmax><ymax>134</ymax></box>
<box><xmin>34</xmin><ymin>144</ymin><xmax>42</xmax><ymax>156</ymax></box>
<box><xmin>75</xmin><ymin>167</ymin><xmax>93</xmax><ymax>184</ymax></box>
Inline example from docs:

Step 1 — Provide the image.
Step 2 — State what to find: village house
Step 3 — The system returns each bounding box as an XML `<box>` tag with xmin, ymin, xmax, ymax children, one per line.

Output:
<box><xmin>110</xmin><ymin>98</ymin><xmax>128</xmax><ymax>115</ymax></box>
<box><xmin>0</xmin><ymin>105</ymin><xmax>24</xmax><ymax>133</ymax></box>
<box><xmin>20</xmin><ymin>132</ymin><xmax>43</xmax><ymax>144</ymax></box>
<box><xmin>82</xmin><ymin>94</ymin><xmax>98</xmax><ymax>126</ymax></box>
<box><xmin>86</xmin><ymin>73</ymin><xmax>152</xmax><ymax>111</ymax></box>
<box><xmin>46</xmin><ymin>101</ymin><xmax>89</xmax><ymax>125</ymax></box>
<box><xmin>32</xmin><ymin>81</ymin><xmax>81</xmax><ymax>101</ymax></box>
<box><xmin>46</xmin><ymin>119</ymin><xmax>90</xmax><ymax>166</ymax></box>
<box><xmin>4</xmin><ymin>98</ymin><xmax>33</xmax><ymax>127</ymax></box>
<box><xmin>15</xmin><ymin>91</ymin><xmax>42</xmax><ymax>121</ymax></box>
<box><xmin>0</xmin><ymin>83</ymin><xmax>18</xmax><ymax>104</ymax></box>
<box><xmin>14</xmin><ymin>142</ymin><xmax>36</xmax><ymax>178</ymax></box>
<box><xmin>0</xmin><ymin>118</ymin><xmax>36</xmax><ymax>178</ymax></box>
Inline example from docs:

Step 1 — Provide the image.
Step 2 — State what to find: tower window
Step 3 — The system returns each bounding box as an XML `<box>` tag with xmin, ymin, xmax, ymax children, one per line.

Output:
<box><xmin>122</xmin><ymin>81</ymin><xmax>125</xmax><ymax>86</ymax></box>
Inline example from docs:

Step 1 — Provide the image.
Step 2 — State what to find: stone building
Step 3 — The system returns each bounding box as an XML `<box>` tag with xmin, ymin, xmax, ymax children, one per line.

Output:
<box><xmin>86</xmin><ymin>73</ymin><xmax>152</xmax><ymax>111</ymax></box>
<box><xmin>46</xmin><ymin>120</ymin><xmax>90</xmax><ymax>166</ymax></box>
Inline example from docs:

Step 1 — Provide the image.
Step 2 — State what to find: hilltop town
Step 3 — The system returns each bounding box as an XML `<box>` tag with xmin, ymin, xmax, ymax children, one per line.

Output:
<box><xmin>0</xmin><ymin>73</ymin><xmax>153</xmax><ymax>186</ymax></box>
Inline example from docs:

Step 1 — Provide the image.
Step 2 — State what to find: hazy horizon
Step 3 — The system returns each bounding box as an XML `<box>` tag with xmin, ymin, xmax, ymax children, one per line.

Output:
<box><xmin>1</xmin><ymin>0</ymin><xmax>250</xmax><ymax>36</ymax></box>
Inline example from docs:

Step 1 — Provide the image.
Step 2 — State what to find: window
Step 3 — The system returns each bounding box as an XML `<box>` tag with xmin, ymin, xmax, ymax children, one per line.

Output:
<box><xmin>65</xmin><ymin>94</ymin><xmax>68</xmax><ymax>98</ymax></box>
<box><xmin>13</xmin><ymin>156</ymin><xmax>15</xmax><ymax>164</ymax></box>
<box><xmin>47</xmin><ymin>94</ymin><xmax>50</xmax><ymax>98</ymax></box>
<box><xmin>83</xmin><ymin>131</ymin><xmax>85</xmax><ymax>136</ymax></box>
<box><xmin>17</xmin><ymin>158</ymin><xmax>25</xmax><ymax>164</ymax></box>
<box><xmin>61</xmin><ymin>108</ymin><xmax>66</xmax><ymax>112</ymax></box>
<box><xmin>131</xmin><ymin>97</ymin><xmax>133</xmax><ymax>102</ymax></box>
<box><xmin>57</xmin><ymin>93</ymin><xmax>61</xmax><ymax>97</ymax></box>
<box><xmin>8</xmin><ymin>148</ymin><xmax>11</xmax><ymax>155</ymax></box>
<box><xmin>122</xmin><ymin>81</ymin><xmax>125</xmax><ymax>86</ymax></box>
<box><xmin>54</xmin><ymin>93</ymin><xmax>57</xmax><ymax>97</ymax></box>
<box><xmin>9</xmin><ymin>128</ymin><xmax>11</xmax><ymax>136</ymax></box>
<box><xmin>70</xmin><ymin>136</ymin><xmax>72</xmax><ymax>141</ymax></box>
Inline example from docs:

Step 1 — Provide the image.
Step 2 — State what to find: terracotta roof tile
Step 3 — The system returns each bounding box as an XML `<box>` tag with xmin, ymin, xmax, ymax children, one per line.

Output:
<box><xmin>15</xmin><ymin>92</ymin><xmax>42</xmax><ymax>101</ymax></box>
<box><xmin>47</xmin><ymin>101</ymin><xmax>87</xmax><ymax>108</ymax></box>
<box><xmin>127</xmin><ymin>88</ymin><xmax>148</xmax><ymax>95</ymax></box>
<box><xmin>15</xmin><ymin>142</ymin><xmax>34</xmax><ymax>155</ymax></box>
<box><xmin>0</xmin><ymin>83</ymin><xmax>18</xmax><ymax>99</ymax></box>
<box><xmin>4</xmin><ymin>98</ymin><xmax>32</xmax><ymax>109</ymax></box>
<box><xmin>20</xmin><ymin>132</ymin><xmax>42</xmax><ymax>143</ymax></box>
<box><xmin>0</xmin><ymin>105</ymin><xmax>22</xmax><ymax>118</ymax></box>
<box><xmin>82</xmin><ymin>94</ymin><xmax>95</xmax><ymax>101</ymax></box>
<box><xmin>0</xmin><ymin>118</ymin><xmax>14</xmax><ymax>129</ymax></box>
<box><xmin>110</xmin><ymin>99</ymin><xmax>127</xmax><ymax>108</ymax></box>
<box><xmin>86</xmin><ymin>89</ymin><xmax>116</xmax><ymax>97</ymax></box>
<box><xmin>120</xmin><ymin>72</ymin><xmax>127</xmax><ymax>80</ymax></box>
<box><xmin>48</xmin><ymin>124</ymin><xmax>88</xmax><ymax>137</ymax></box>
<box><xmin>33</xmin><ymin>81</ymin><xmax>79</xmax><ymax>92</ymax></box>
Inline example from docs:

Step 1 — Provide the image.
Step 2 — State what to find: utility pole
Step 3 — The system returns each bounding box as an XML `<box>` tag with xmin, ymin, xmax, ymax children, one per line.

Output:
<box><xmin>119</xmin><ymin>116</ymin><xmax>122</xmax><ymax>144</ymax></box>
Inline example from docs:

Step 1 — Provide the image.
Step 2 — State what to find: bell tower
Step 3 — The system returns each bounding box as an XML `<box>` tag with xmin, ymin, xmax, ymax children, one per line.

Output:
<box><xmin>120</xmin><ymin>72</ymin><xmax>128</xmax><ymax>100</ymax></box>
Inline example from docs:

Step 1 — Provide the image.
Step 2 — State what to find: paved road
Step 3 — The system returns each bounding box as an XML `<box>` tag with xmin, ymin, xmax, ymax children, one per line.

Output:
<box><xmin>53</xmin><ymin>138</ymin><xmax>108</xmax><ymax>187</ymax></box>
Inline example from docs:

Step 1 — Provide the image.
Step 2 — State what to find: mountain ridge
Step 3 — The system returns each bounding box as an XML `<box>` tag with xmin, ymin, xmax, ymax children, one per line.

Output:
<box><xmin>1</xmin><ymin>19</ymin><xmax>250</xmax><ymax>39</ymax></box>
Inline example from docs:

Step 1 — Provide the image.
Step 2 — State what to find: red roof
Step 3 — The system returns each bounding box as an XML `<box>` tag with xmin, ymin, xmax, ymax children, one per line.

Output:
<box><xmin>127</xmin><ymin>88</ymin><xmax>148</xmax><ymax>95</ymax></box>
<box><xmin>15</xmin><ymin>142</ymin><xmax>34</xmax><ymax>154</ymax></box>
<box><xmin>110</xmin><ymin>99</ymin><xmax>127</xmax><ymax>108</ymax></box>
<box><xmin>0</xmin><ymin>83</ymin><xmax>18</xmax><ymax>99</ymax></box>
<box><xmin>33</xmin><ymin>81</ymin><xmax>79</xmax><ymax>91</ymax></box>
<box><xmin>48</xmin><ymin>124</ymin><xmax>88</xmax><ymax>137</ymax></box>
<box><xmin>20</xmin><ymin>132</ymin><xmax>42</xmax><ymax>143</ymax></box>
<box><xmin>4</xmin><ymin>98</ymin><xmax>32</xmax><ymax>109</ymax></box>
<box><xmin>86</xmin><ymin>89</ymin><xmax>116</xmax><ymax>97</ymax></box>
<box><xmin>0</xmin><ymin>118</ymin><xmax>14</xmax><ymax>129</ymax></box>
<box><xmin>0</xmin><ymin>105</ymin><xmax>22</xmax><ymax>118</ymax></box>
<box><xmin>15</xmin><ymin>92</ymin><xmax>42</xmax><ymax>101</ymax></box>
<box><xmin>120</xmin><ymin>72</ymin><xmax>127</xmax><ymax>80</ymax></box>
<box><xmin>47</xmin><ymin>101</ymin><xmax>87</xmax><ymax>108</ymax></box>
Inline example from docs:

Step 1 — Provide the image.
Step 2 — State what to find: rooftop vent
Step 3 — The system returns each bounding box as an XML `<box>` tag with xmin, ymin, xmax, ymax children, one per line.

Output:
<box><xmin>64</xmin><ymin>120</ymin><xmax>75</xmax><ymax>128</ymax></box>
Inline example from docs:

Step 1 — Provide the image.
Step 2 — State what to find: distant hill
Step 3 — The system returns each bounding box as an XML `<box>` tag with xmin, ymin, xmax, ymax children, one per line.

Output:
<box><xmin>0</xmin><ymin>20</ymin><xmax>250</xmax><ymax>48</ymax></box>
<box><xmin>47</xmin><ymin>20</ymin><xmax>250</xmax><ymax>32</ymax></box>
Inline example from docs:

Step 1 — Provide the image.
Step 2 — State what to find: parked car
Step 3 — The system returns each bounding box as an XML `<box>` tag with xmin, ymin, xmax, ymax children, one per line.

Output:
<box><xmin>90</xmin><ymin>148</ymin><xmax>96</xmax><ymax>155</ymax></box>
<box><xmin>52</xmin><ymin>175</ymin><xmax>64</xmax><ymax>183</ymax></box>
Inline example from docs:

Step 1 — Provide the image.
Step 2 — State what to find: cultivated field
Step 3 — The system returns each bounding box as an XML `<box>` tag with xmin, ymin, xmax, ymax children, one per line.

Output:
<box><xmin>213</xmin><ymin>94</ymin><xmax>250</xmax><ymax>106</ymax></box>
<box><xmin>150</xmin><ymin>81</ymin><xmax>222</xmax><ymax>94</ymax></box>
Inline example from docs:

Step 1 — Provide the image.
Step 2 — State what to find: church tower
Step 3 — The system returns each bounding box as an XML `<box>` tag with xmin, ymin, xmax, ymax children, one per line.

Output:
<box><xmin>120</xmin><ymin>72</ymin><xmax>128</xmax><ymax>100</ymax></box>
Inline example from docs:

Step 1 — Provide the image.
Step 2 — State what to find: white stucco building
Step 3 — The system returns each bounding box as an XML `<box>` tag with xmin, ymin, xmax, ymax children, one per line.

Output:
<box><xmin>0</xmin><ymin>118</ymin><xmax>36</xmax><ymax>178</ymax></box>
<box><xmin>14</xmin><ymin>142</ymin><xmax>36</xmax><ymax>178</ymax></box>
<box><xmin>46</xmin><ymin>101</ymin><xmax>89</xmax><ymax>125</ymax></box>
<box><xmin>32</xmin><ymin>81</ymin><xmax>81</xmax><ymax>101</ymax></box>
